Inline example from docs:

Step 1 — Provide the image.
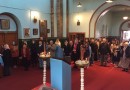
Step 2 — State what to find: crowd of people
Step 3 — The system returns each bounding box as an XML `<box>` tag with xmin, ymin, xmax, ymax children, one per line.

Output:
<box><xmin>62</xmin><ymin>37</ymin><xmax>130</xmax><ymax>72</ymax></box>
<box><xmin>0</xmin><ymin>37</ymin><xmax>130</xmax><ymax>78</ymax></box>
<box><xmin>0</xmin><ymin>38</ymin><xmax>64</xmax><ymax>77</ymax></box>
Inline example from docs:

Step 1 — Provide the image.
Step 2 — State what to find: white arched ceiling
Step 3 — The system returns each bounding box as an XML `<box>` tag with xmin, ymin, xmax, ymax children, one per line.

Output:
<box><xmin>89</xmin><ymin>0</ymin><xmax>130</xmax><ymax>38</ymax></box>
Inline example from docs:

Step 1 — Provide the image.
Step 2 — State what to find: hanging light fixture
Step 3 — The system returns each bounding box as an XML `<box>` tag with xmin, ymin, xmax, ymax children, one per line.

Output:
<box><xmin>106</xmin><ymin>0</ymin><xmax>113</xmax><ymax>3</ymax></box>
<box><xmin>77</xmin><ymin>1</ymin><xmax>82</xmax><ymax>7</ymax></box>
<box><xmin>123</xmin><ymin>16</ymin><xmax>128</xmax><ymax>20</ymax></box>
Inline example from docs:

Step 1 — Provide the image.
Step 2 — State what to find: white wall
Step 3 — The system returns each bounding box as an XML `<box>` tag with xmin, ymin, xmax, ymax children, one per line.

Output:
<box><xmin>110</xmin><ymin>11</ymin><xmax>130</xmax><ymax>36</ymax></box>
<box><xmin>0</xmin><ymin>0</ymin><xmax>129</xmax><ymax>39</ymax></box>
<box><xmin>0</xmin><ymin>15</ymin><xmax>17</xmax><ymax>31</ymax></box>
<box><xmin>69</xmin><ymin>0</ymin><xmax>106</xmax><ymax>38</ymax></box>
<box><xmin>0</xmin><ymin>0</ymin><xmax>51</xmax><ymax>39</ymax></box>
<box><xmin>96</xmin><ymin>12</ymin><xmax>112</xmax><ymax>38</ymax></box>
<box><xmin>122</xmin><ymin>21</ymin><xmax>130</xmax><ymax>30</ymax></box>
<box><xmin>68</xmin><ymin>0</ymin><xmax>130</xmax><ymax>38</ymax></box>
<box><xmin>63</xmin><ymin>0</ymin><xmax>67</xmax><ymax>37</ymax></box>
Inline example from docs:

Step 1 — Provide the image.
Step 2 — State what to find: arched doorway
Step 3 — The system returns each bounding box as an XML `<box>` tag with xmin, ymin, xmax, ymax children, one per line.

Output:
<box><xmin>119</xmin><ymin>19</ymin><xmax>130</xmax><ymax>41</ymax></box>
<box><xmin>95</xmin><ymin>5</ymin><xmax>130</xmax><ymax>40</ymax></box>
<box><xmin>0</xmin><ymin>12</ymin><xmax>21</xmax><ymax>51</ymax></box>
<box><xmin>89</xmin><ymin>0</ymin><xmax>130</xmax><ymax>38</ymax></box>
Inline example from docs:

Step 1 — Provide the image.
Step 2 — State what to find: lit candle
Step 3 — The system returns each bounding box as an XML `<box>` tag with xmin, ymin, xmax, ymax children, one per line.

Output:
<box><xmin>48</xmin><ymin>52</ymin><xmax>50</xmax><ymax>55</ymax></box>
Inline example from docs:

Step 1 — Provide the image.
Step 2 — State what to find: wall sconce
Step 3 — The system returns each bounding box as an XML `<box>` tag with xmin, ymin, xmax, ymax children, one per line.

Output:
<box><xmin>77</xmin><ymin>2</ymin><xmax>82</xmax><ymax>7</ymax></box>
<box><xmin>77</xmin><ymin>20</ymin><xmax>80</xmax><ymax>26</ymax></box>
<box><xmin>33</xmin><ymin>16</ymin><xmax>37</xmax><ymax>23</ymax></box>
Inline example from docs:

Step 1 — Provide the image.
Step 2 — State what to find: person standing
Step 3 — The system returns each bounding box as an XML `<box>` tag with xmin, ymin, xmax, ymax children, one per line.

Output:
<box><xmin>90</xmin><ymin>39</ymin><xmax>98</xmax><ymax>63</ymax></box>
<box><xmin>80</xmin><ymin>40</ymin><xmax>86</xmax><ymax>60</ymax></box>
<box><xmin>99</xmin><ymin>38</ymin><xmax>110</xmax><ymax>66</ymax></box>
<box><xmin>55</xmin><ymin>38</ymin><xmax>61</xmax><ymax>47</ymax></box>
<box><xmin>111</xmin><ymin>44</ymin><xmax>120</xmax><ymax>67</ymax></box>
<box><xmin>121</xmin><ymin>41</ymin><xmax>130</xmax><ymax>72</ymax></box>
<box><xmin>37</xmin><ymin>40</ymin><xmax>44</xmax><ymax>69</ymax></box>
<box><xmin>63</xmin><ymin>40</ymin><xmax>70</xmax><ymax>56</ymax></box>
<box><xmin>30</xmin><ymin>40</ymin><xmax>38</xmax><ymax>67</ymax></box>
<box><xmin>11</xmin><ymin>44</ymin><xmax>19</xmax><ymax>68</ymax></box>
<box><xmin>0</xmin><ymin>55</ymin><xmax>3</xmax><ymax>77</ymax></box>
<box><xmin>0</xmin><ymin>50</ymin><xmax>4</xmax><ymax>77</ymax></box>
<box><xmin>47</xmin><ymin>40</ymin><xmax>56</xmax><ymax>58</ymax></box>
<box><xmin>71</xmin><ymin>38</ymin><xmax>80</xmax><ymax>67</ymax></box>
<box><xmin>21</xmin><ymin>43</ymin><xmax>30</xmax><ymax>71</ymax></box>
<box><xmin>2</xmin><ymin>44</ymin><xmax>12</xmax><ymax>76</ymax></box>
<box><xmin>55</xmin><ymin>43</ymin><xmax>64</xmax><ymax>59</ymax></box>
<box><xmin>84</xmin><ymin>43</ymin><xmax>91</xmax><ymax>65</ymax></box>
<box><xmin>118</xmin><ymin>42</ymin><xmax>124</xmax><ymax>67</ymax></box>
<box><xmin>68</xmin><ymin>40</ymin><xmax>74</xmax><ymax>56</ymax></box>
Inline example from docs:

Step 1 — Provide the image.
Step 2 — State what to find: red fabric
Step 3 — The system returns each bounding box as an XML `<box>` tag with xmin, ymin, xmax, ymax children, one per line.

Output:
<box><xmin>71</xmin><ymin>61</ymin><xmax>75</xmax><ymax>68</ymax></box>
<box><xmin>11</xmin><ymin>45</ymin><xmax>19</xmax><ymax>57</ymax></box>
<box><xmin>73</xmin><ymin>43</ymin><xmax>77</xmax><ymax>53</ymax></box>
<box><xmin>12</xmin><ymin>49</ymin><xmax>19</xmax><ymax>57</ymax></box>
<box><xmin>0</xmin><ymin>62</ymin><xmax>130</xmax><ymax>90</ymax></box>
<box><xmin>21</xmin><ymin>48</ymin><xmax>30</xmax><ymax>60</ymax></box>
<box><xmin>32</xmin><ymin>83</ymin><xmax>51</xmax><ymax>90</ymax></box>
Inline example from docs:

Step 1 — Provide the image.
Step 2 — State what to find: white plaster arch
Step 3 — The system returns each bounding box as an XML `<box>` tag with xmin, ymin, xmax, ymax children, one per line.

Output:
<box><xmin>89</xmin><ymin>0</ymin><xmax>130</xmax><ymax>38</ymax></box>
<box><xmin>0</xmin><ymin>12</ymin><xmax>22</xmax><ymax>38</ymax></box>
<box><xmin>119</xmin><ymin>19</ymin><xmax>130</xmax><ymax>40</ymax></box>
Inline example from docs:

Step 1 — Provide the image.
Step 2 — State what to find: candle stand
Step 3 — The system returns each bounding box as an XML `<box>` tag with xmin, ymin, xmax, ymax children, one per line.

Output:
<box><xmin>75</xmin><ymin>60</ymin><xmax>89</xmax><ymax>90</ymax></box>
<box><xmin>39</xmin><ymin>53</ymin><xmax>54</xmax><ymax>90</ymax></box>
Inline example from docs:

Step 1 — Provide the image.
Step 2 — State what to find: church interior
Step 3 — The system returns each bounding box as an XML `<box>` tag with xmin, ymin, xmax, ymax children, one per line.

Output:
<box><xmin>0</xmin><ymin>0</ymin><xmax>130</xmax><ymax>90</ymax></box>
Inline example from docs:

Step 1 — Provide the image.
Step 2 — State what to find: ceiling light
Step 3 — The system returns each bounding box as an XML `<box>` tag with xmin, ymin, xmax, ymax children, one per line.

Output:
<box><xmin>106</xmin><ymin>0</ymin><xmax>113</xmax><ymax>3</ymax></box>
<box><xmin>123</xmin><ymin>16</ymin><xmax>128</xmax><ymax>20</ymax></box>
<box><xmin>77</xmin><ymin>2</ymin><xmax>82</xmax><ymax>7</ymax></box>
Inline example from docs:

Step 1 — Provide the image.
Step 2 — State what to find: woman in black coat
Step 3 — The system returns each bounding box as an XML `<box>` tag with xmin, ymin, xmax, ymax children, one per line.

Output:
<box><xmin>63</xmin><ymin>40</ymin><xmax>70</xmax><ymax>56</ymax></box>
<box><xmin>2</xmin><ymin>44</ymin><xmax>12</xmax><ymax>76</ymax></box>
<box><xmin>30</xmin><ymin>40</ymin><xmax>38</xmax><ymax>67</ymax></box>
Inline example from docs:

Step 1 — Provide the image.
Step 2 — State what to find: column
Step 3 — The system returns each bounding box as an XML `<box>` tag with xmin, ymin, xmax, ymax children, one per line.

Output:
<box><xmin>66</xmin><ymin>0</ymin><xmax>69</xmax><ymax>38</ymax></box>
<box><xmin>56</xmin><ymin>0</ymin><xmax>63</xmax><ymax>38</ymax></box>
<box><xmin>50</xmin><ymin>0</ymin><xmax>54</xmax><ymax>37</ymax></box>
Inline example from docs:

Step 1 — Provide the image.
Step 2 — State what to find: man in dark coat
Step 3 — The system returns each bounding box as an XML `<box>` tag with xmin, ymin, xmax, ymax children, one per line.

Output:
<box><xmin>90</xmin><ymin>39</ymin><xmax>98</xmax><ymax>65</ymax></box>
<box><xmin>30</xmin><ymin>40</ymin><xmax>37</xmax><ymax>67</ymax></box>
<box><xmin>99</xmin><ymin>38</ymin><xmax>110</xmax><ymax>66</ymax></box>
<box><xmin>37</xmin><ymin>40</ymin><xmax>44</xmax><ymax>69</ymax></box>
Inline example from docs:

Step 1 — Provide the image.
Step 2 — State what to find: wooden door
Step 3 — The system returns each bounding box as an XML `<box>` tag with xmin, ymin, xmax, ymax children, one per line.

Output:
<box><xmin>69</xmin><ymin>32</ymin><xmax>85</xmax><ymax>41</ymax></box>
<box><xmin>0</xmin><ymin>32</ymin><xmax>18</xmax><ymax>47</ymax></box>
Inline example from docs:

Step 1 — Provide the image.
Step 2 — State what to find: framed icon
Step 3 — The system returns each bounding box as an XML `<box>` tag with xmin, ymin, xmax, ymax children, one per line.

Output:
<box><xmin>24</xmin><ymin>28</ymin><xmax>30</xmax><ymax>37</ymax></box>
<box><xmin>33</xmin><ymin>28</ymin><xmax>38</xmax><ymax>35</ymax></box>
<box><xmin>47</xmin><ymin>29</ymin><xmax>50</xmax><ymax>33</ymax></box>
<box><xmin>0</xmin><ymin>19</ymin><xmax>10</xmax><ymax>30</ymax></box>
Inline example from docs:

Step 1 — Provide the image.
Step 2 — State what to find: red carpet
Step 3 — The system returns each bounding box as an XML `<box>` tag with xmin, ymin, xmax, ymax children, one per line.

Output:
<box><xmin>72</xmin><ymin>62</ymin><xmax>130</xmax><ymax>90</ymax></box>
<box><xmin>0</xmin><ymin>62</ymin><xmax>130</xmax><ymax>90</ymax></box>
